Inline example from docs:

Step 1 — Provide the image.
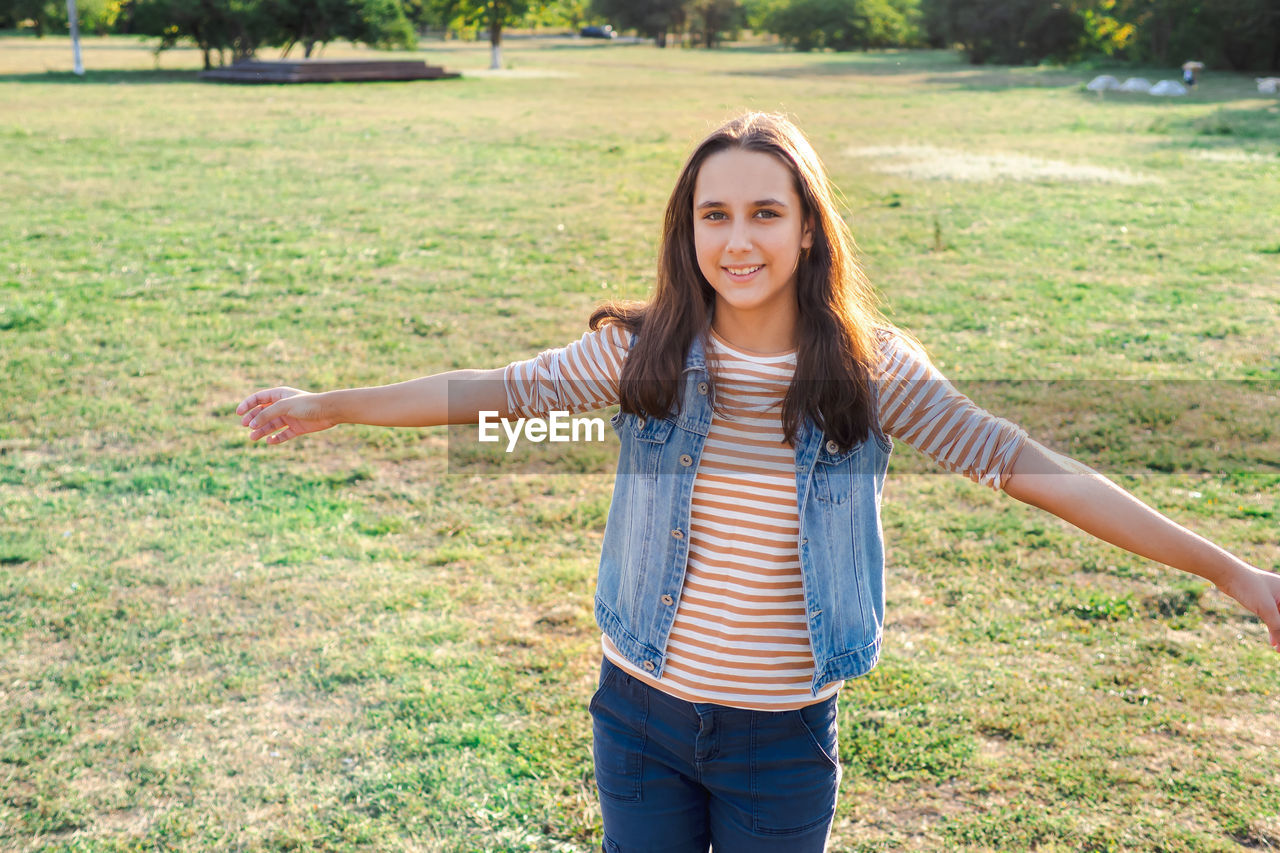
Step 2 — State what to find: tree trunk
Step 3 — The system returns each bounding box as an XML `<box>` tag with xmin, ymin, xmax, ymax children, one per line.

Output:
<box><xmin>66</xmin><ymin>0</ymin><xmax>84</xmax><ymax>74</ymax></box>
<box><xmin>489</xmin><ymin>6</ymin><xmax>503</xmax><ymax>69</ymax></box>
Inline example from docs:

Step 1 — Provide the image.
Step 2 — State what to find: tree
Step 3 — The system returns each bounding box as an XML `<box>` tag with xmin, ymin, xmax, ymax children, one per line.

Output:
<box><xmin>1101</xmin><ymin>0</ymin><xmax>1280</xmax><ymax>70</ymax></box>
<box><xmin>429</xmin><ymin>0</ymin><xmax>542</xmax><ymax>68</ymax></box>
<box><xmin>764</xmin><ymin>0</ymin><xmax>920</xmax><ymax>51</ymax></box>
<box><xmin>78</xmin><ymin>0</ymin><xmax>123</xmax><ymax>33</ymax></box>
<box><xmin>130</xmin><ymin>0</ymin><xmax>413</xmax><ymax>67</ymax></box>
<box><xmin>922</xmin><ymin>0</ymin><xmax>1278</xmax><ymax>69</ymax></box>
<box><xmin>526</xmin><ymin>0</ymin><xmax>590</xmax><ymax>29</ymax></box>
<box><xmin>590</xmin><ymin>0</ymin><xmax>688</xmax><ymax>46</ymax></box>
<box><xmin>131</xmin><ymin>0</ymin><xmax>247</xmax><ymax>68</ymax></box>
<box><xmin>690</xmin><ymin>0</ymin><xmax>742</xmax><ymax>46</ymax></box>
<box><xmin>922</xmin><ymin>0</ymin><xmax>1087</xmax><ymax>63</ymax></box>
<box><xmin>741</xmin><ymin>0</ymin><xmax>785</xmax><ymax>31</ymax></box>
<box><xmin>0</xmin><ymin>0</ymin><xmax>66</xmax><ymax>34</ymax></box>
<box><xmin>273</xmin><ymin>0</ymin><xmax>414</xmax><ymax>58</ymax></box>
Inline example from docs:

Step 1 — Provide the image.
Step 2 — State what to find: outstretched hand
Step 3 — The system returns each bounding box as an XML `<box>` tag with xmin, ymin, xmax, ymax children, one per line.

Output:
<box><xmin>236</xmin><ymin>387</ymin><xmax>337</xmax><ymax>444</ymax></box>
<box><xmin>1216</xmin><ymin>564</ymin><xmax>1280</xmax><ymax>652</ymax></box>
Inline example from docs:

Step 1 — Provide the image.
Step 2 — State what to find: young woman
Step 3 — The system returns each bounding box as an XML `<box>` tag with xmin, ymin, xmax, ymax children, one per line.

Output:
<box><xmin>238</xmin><ymin>112</ymin><xmax>1280</xmax><ymax>852</ymax></box>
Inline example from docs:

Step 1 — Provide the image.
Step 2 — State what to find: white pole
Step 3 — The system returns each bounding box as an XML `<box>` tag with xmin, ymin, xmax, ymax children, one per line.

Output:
<box><xmin>66</xmin><ymin>0</ymin><xmax>84</xmax><ymax>76</ymax></box>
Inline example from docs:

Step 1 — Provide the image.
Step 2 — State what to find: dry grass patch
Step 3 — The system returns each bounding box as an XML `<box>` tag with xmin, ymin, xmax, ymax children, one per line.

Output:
<box><xmin>849</xmin><ymin>144</ymin><xmax>1158</xmax><ymax>184</ymax></box>
<box><xmin>837</xmin><ymin>778</ymin><xmax>983</xmax><ymax>848</ymax></box>
<box><xmin>1190</xmin><ymin>149</ymin><xmax>1279</xmax><ymax>164</ymax></box>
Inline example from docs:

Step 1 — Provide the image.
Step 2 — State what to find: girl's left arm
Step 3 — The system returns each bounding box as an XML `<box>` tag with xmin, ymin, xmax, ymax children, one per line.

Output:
<box><xmin>1002</xmin><ymin>438</ymin><xmax>1280</xmax><ymax>652</ymax></box>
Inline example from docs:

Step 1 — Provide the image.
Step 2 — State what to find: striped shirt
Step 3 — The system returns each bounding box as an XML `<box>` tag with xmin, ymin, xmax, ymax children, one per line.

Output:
<box><xmin>504</xmin><ymin>324</ymin><xmax>1027</xmax><ymax>710</ymax></box>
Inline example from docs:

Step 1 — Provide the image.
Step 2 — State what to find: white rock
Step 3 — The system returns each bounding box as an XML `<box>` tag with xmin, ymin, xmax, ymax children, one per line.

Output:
<box><xmin>1149</xmin><ymin>80</ymin><xmax>1187</xmax><ymax>96</ymax></box>
<box><xmin>1257</xmin><ymin>77</ymin><xmax>1280</xmax><ymax>94</ymax></box>
<box><xmin>1119</xmin><ymin>77</ymin><xmax>1153</xmax><ymax>93</ymax></box>
<box><xmin>1087</xmin><ymin>74</ymin><xmax>1121</xmax><ymax>91</ymax></box>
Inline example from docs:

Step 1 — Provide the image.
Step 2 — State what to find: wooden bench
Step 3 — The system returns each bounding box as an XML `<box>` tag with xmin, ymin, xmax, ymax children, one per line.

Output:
<box><xmin>200</xmin><ymin>59</ymin><xmax>460</xmax><ymax>84</ymax></box>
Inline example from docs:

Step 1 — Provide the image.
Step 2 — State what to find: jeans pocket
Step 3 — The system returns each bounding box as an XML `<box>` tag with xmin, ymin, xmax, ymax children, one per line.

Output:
<box><xmin>590</xmin><ymin>662</ymin><xmax>647</xmax><ymax>803</ymax></box>
<box><xmin>588</xmin><ymin>659</ymin><xmax>621</xmax><ymax>716</ymax></box>
<box><xmin>794</xmin><ymin>698</ymin><xmax>840</xmax><ymax>769</ymax></box>
<box><xmin>751</xmin><ymin>701</ymin><xmax>840</xmax><ymax>835</ymax></box>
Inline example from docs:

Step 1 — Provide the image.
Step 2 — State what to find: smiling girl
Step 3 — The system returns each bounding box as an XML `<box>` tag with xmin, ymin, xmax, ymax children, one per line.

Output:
<box><xmin>238</xmin><ymin>112</ymin><xmax>1280</xmax><ymax>852</ymax></box>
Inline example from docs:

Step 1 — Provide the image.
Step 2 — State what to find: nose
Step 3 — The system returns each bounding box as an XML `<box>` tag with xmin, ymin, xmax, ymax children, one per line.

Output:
<box><xmin>726</xmin><ymin>218</ymin><xmax>752</xmax><ymax>253</ymax></box>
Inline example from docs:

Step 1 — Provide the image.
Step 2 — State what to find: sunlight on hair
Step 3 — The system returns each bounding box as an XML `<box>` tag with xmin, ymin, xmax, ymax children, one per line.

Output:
<box><xmin>847</xmin><ymin>145</ymin><xmax>1157</xmax><ymax>184</ymax></box>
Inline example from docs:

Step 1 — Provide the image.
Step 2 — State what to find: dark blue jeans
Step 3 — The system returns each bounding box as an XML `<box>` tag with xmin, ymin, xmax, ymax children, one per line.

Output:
<box><xmin>590</xmin><ymin>658</ymin><xmax>840</xmax><ymax>852</ymax></box>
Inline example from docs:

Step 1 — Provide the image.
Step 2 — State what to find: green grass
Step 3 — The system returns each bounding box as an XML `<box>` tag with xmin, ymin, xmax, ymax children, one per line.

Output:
<box><xmin>2</xmin><ymin>32</ymin><xmax>1279</xmax><ymax>852</ymax></box>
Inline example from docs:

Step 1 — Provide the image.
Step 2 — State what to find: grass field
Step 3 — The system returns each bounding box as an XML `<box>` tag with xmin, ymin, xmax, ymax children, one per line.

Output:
<box><xmin>2</xmin><ymin>31</ymin><xmax>1279</xmax><ymax>852</ymax></box>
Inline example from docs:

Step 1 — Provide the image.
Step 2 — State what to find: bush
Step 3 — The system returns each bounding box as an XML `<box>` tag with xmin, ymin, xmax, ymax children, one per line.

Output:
<box><xmin>128</xmin><ymin>0</ymin><xmax>414</xmax><ymax>67</ymax></box>
<box><xmin>0</xmin><ymin>0</ymin><xmax>66</xmax><ymax>34</ymax></box>
<box><xmin>765</xmin><ymin>0</ymin><xmax>922</xmax><ymax>51</ymax></box>
<box><xmin>1106</xmin><ymin>0</ymin><xmax>1280</xmax><ymax>72</ymax></box>
<box><xmin>923</xmin><ymin>0</ymin><xmax>1088</xmax><ymax>64</ymax></box>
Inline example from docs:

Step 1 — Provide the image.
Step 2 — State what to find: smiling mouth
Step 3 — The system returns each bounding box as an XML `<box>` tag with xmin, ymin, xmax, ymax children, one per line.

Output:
<box><xmin>724</xmin><ymin>265</ymin><xmax>763</xmax><ymax>276</ymax></box>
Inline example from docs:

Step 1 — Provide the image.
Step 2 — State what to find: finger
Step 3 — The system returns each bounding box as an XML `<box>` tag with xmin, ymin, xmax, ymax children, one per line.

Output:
<box><xmin>236</xmin><ymin>390</ymin><xmax>276</xmax><ymax>416</ymax></box>
<box><xmin>241</xmin><ymin>398</ymin><xmax>282</xmax><ymax>427</ymax></box>
<box><xmin>266</xmin><ymin>427</ymin><xmax>296</xmax><ymax>444</ymax></box>
<box><xmin>240</xmin><ymin>404</ymin><xmax>269</xmax><ymax>427</ymax></box>
<box><xmin>1267</xmin><ymin>601</ymin><xmax>1280</xmax><ymax>653</ymax></box>
<box><xmin>247</xmin><ymin>400</ymin><xmax>288</xmax><ymax>432</ymax></box>
<box><xmin>1258</xmin><ymin>589</ymin><xmax>1280</xmax><ymax>652</ymax></box>
<box><xmin>238</xmin><ymin>387</ymin><xmax>299</xmax><ymax>417</ymax></box>
<box><xmin>249</xmin><ymin>417</ymin><xmax>287</xmax><ymax>442</ymax></box>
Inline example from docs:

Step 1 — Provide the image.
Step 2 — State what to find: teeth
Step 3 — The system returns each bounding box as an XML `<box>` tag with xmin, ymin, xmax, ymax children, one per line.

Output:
<box><xmin>726</xmin><ymin>265</ymin><xmax>762</xmax><ymax>275</ymax></box>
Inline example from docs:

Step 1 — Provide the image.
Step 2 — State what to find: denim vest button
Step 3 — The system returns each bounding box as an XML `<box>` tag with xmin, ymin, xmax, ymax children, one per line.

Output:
<box><xmin>671</xmin><ymin>529</ymin><xmax>684</xmax><ymax>539</ymax></box>
<box><xmin>679</xmin><ymin>454</ymin><xmax>693</xmax><ymax>467</ymax></box>
<box><xmin>825</xmin><ymin>439</ymin><xmax>839</xmax><ymax>454</ymax></box>
<box><xmin>697</xmin><ymin>381</ymin><xmax>709</xmax><ymax>395</ymax></box>
<box><xmin>661</xmin><ymin>594</ymin><xmax>674</xmax><ymax>606</ymax></box>
<box><xmin>643</xmin><ymin>661</ymin><xmax>656</xmax><ymax>672</ymax></box>
<box><xmin>638</xmin><ymin>418</ymin><xmax>646</xmax><ymax>429</ymax></box>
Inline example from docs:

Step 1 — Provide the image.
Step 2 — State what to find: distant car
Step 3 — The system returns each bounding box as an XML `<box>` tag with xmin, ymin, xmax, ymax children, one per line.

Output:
<box><xmin>580</xmin><ymin>25</ymin><xmax>616</xmax><ymax>39</ymax></box>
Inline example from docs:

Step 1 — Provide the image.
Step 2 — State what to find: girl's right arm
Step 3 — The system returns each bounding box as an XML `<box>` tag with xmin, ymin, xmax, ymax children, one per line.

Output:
<box><xmin>236</xmin><ymin>367</ymin><xmax>510</xmax><ymax>445</ymax></box>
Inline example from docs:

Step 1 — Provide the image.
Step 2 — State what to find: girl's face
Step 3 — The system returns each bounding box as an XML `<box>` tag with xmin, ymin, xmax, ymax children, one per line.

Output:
<box><xmin>693</xmin><ymin>147</ymin><xmax>813</xmax><ymax>347</ymax></box>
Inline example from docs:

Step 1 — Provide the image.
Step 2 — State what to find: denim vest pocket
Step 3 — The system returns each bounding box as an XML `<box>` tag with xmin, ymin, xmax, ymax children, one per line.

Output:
<box><xmin>615</xmin><ymin>413</ymin><xmax>675</xmax><ymax>480</ymax></box>
<box><xmin>812</xmin><ymin>441</ymin><xmax>866</xmax><ymax>505</ymax></box>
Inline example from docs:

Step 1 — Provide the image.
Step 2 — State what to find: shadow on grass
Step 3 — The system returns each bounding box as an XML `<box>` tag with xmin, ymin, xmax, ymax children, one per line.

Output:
<box><xmin>721</xmin><ymin>50</ymin><xmax>1280</xmax><ymax>103</ymax></box>
<box><xmin>1075</xmin><ymin>96</ymin><xmax>1280</xmax><ymax>145</ymax></box>
<box><xmin>720</xmin><ymin>50</ymin><xmax>1095</xmax><ymax>89</ymax></box>
<box><xmin>0</xmin><ymin>68</ymin><xmax>202</xmax><ymax>84</ymax></box>
<box><xmin>720</xmin><ymin>49</ymin><xmax>973</xmax><ymax>79</ymax></box>
<box><xmin>1149</xmin><ymin>104</ymin><xmax>1280</xmax><ymax>140</ymax></box>
<box><xmin>1075</xmin><ymin>84</ymin><xmax>1280</xmax><ymax>101</ymax></box>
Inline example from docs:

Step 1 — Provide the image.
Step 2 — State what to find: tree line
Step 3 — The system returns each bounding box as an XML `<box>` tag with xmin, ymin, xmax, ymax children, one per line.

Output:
<box><xmin>2</xmin><ymin>0</ymin><xmax>1276</xmax><ymax>71</ymax></box>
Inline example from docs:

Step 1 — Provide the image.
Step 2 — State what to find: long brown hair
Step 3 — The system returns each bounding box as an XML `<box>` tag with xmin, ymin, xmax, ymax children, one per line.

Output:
<box><xmin>590</xmin><ymin>112</ymin><xmax>887</xmax><ymax>450</ymax></box>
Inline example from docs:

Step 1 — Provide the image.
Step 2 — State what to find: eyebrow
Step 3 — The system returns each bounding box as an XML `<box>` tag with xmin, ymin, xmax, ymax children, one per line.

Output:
<box><xmin>696</xmin><ymin>198</ymin><xmax>790</xmax><ymax>210</ymax></box>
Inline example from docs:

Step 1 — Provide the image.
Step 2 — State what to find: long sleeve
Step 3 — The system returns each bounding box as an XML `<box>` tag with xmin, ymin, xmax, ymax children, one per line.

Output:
<box><xmin>503</xmin><ymin>323</ymin><xmax>632</xmax><ymax>418</ymax></box>
<box><xmin>876</xmin><ymin>332</ymin><xmax>1028</xmax><ymax>489</ymax></box>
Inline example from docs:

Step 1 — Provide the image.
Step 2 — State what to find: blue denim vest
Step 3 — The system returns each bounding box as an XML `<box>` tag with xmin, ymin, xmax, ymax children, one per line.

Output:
<box><xmin>595</xmin><ymin>334</ymin><xmax>893</xmax><ymax>695</ymax></box>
